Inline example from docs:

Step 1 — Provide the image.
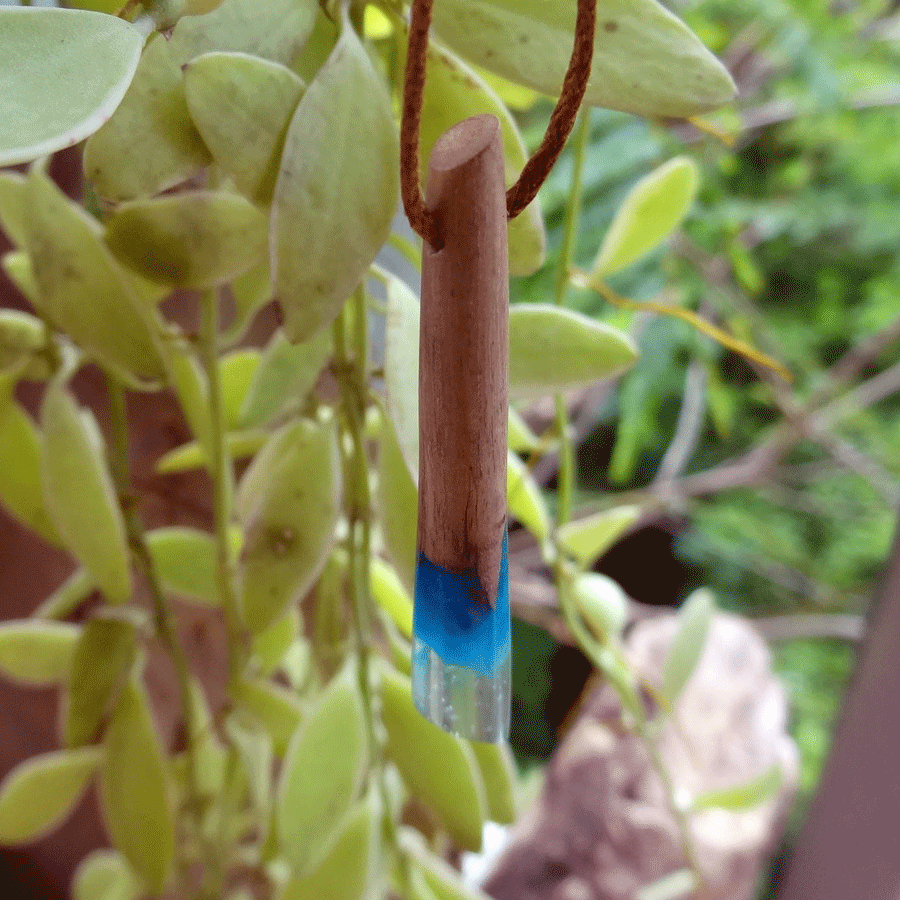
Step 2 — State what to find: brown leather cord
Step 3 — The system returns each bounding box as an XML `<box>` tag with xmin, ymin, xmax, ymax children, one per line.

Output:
<box><xmin>400</xmin><ymin>0</ymin><xmax>597</xmax><ymax>250</ymax></box>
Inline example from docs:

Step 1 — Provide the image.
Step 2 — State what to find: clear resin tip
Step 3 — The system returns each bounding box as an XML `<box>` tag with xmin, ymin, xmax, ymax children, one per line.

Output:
<box><xmin>412</xmin><ymin>635</ymin><xmax>511</xmax><ymax>742</ymax></box>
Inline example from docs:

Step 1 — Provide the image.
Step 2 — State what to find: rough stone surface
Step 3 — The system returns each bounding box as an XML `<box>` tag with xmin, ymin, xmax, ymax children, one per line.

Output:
<box><xmin>484</xmin><ymin>611</ymin><xmax>799</xmax><ymax>900</ymax></box>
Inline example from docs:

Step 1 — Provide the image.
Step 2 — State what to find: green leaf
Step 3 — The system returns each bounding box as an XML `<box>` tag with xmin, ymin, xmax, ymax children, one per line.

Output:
<box><xmin>251</xmin><ymin>609</ymin><xmax>300</xmax><ymax>676</ymax></box>
<box><xmin>146</xmin><ymin>527</ymin><xmax>219</xmax><ymax>606</ymax></box>
<box><xmin>272</xmin><ymin>10</ymin><xmax>398</xmax><ymax>343</ymax></box>
<box><xmin>24</xmin><ymin>169</ymin><xmax>167</xmax><ymax>382</ymax></box>
<box><xmin>277</xmin><ymin>664</ymin><xmax>367</xmax><ymax>873</ymax></box>
<box><xmin>169</xmin><ymin>349</ymin><xmax>212</xmax><ymax>459</ymax></box>
<box><xmin>416</xmin><ymin>40</ymin><xmax>545</xmax><ymax>276</ymax></box>
<box><xmin>370</xmin><ymin>557</ymin><xmax>413</xmax><ymax>640</ymax></box>
<box><xmin>384</xmin><ymin>275</ymin><xmax>421</xmax><ymax>481</ymax></box>
<box><xmin>1</xmin><ymin>250</ymin><xmax>40</xmax><ymax>307</ymax></box>
<box><xmin>99</xmin><ymin>675</ymin><xmax>175</xmax><ymax>894</ymax></box>
<box><xmin>380</xmin><ymin>665</ymin><xmax>486</xmax><ymax>851</ymax></box>
<box><xmin>377</xmin><ymin>409</ymin><xmax>419</xmax><ymax>596</ymax></box>
<box><xmin>507</xmin><ymin>451</ymin><xmax>551</xmax><ymax>544</ymax></box>
<box><xmin>636</xmin><ymin>869</ymin><xmax>697</xmax><ymax>900</ymax></box>
<box><xmin>431</xmin><ymin>0</ymin><xmax>736</xmax><ymax>119</ymax></box>
<box><xmin>239</xmin><ymin>329</ymin><xmax>331</xmax><ymax>429</ymax></box>
<box><xmin>83</xmin><ymin>32</ymin><xmax>211</xmax><ymax>201</ymax></box>
<box><xmin>41</xmin><ymin>384</ymin><xmax>132</xmax><ymax>604</ymax></box>
<box><xmin>0</xmin><ymin>8</ymin><xmax>142</xmax><ymax>166</ymax></box>
<box><xmin>662</xmin><ymin>588</ymin><xmax>715</xmax><ymax>704</ymax></box>
<box><xmin>225</xmin><ymin>717</ymin><xmax>273</xmax><ymax>817</ymax></box>
<box><xmin>222</xmin><ymin>258</ymin><xmax>273</xmax><ymax>345</ymax></box>
<box><xmin>236</xmin><ymin>418</ymin><xmax>342</xmax><ymax>632</ymax></box>
<box><xmin>470</xmin><ymin>741</ymin><xmax>518</xmax><ymax>824</ymax></box>
<box><xmin>557</xmin><ymin>505</ymin><xmax>641</xmax><ymax>569</ymax></box>
<box><xmin>0</xmin><ymin>747</ymin><xmax>102</xmax><ymax>844</ymax></box>
<box><xmin>507</xmin><ymin>406</ymin><xmax>538</xmax><ymax>452</ymax></box>
<box><xmin>184</xmin><ymin>52</ymin><xmax>306</xmax><ymax>206</ymax></box>
<box><xmin>220</xmin><ymin>349</ymin><xmax>260</xmax><ymax>431</ymax></box>
<box><xmin>592</xmin><ymin>157</ymin><xmax>700</xmax><ymax>277</ymax></box>
<box><xmin>0</xmin><ymin>401</ymin><xmax>60</xmax><ymax>545</ymax></box>
<box><xmin>105</xmin><ymin>191</ymin><xmax>268</xmax><ymax>289</ymax></box>
<box><xmin>691</xmin><ymin>763</ymin><xmax>782</xmax><ymax>813</ymax></box>
<box><xmin>231</xmin><ymin>676</ymin><xmax>303</xmax><ymax>757</ymax></box>
<box><xmin>65</xmin><ymin>617</ymin><xmax>138</xmax><ymax>748</ymax></box>
<box><xmin>0</xmin><ymin>620</ymin><xmax>80</xmax><ymax>686</ymax></box>
<box><xmin>509</xmin><ymin>304</ymin><xmax>637</xmax><ymax>399</ymax></box>
<box><xmin>0</xmin><ymin>172</ymin><xmax>27</xmax><ymax>248</ymax></box>
<box><xmin>155</xmin><ymin>430</ymin><xmax>267</xmax><ymax>475</ymax></box>
<box><xmin>33</xmin><ymin>568</ymin><xmax>95</xmax><ymax>620</ymax></box>
<box><xmin>0</xmin><ymin>310</ymin><xmax>44</xmax><ymax>376</ymax></box>
<box><xmin>403</xmin><ymin>832</ymin><xmax>492</xmax><ymax>900</ymax></box>
<box><xmin>73</xmin><ymin>849</ymin><xmax>141</xmax><ymax>900</ymax></box>
<box><xmin>280</xmin><ymin>790</ymin><xmax>381</xmax><ymax>900</ymax></box>
<box><xmin>572</xmin><ymin>572</ymin><xmax>629</xmax><ymax>639</ymax></box>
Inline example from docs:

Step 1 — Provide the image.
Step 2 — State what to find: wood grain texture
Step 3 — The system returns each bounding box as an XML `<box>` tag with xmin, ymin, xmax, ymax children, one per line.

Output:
<box><xmin>418</xmin><ymin>114</ymin><xmax>509</xmax><ymax>608</ymax></box>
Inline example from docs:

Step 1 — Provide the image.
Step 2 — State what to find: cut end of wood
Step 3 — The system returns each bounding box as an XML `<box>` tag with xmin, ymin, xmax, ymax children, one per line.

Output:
<box><xmin>428</xmin><ymin>114</ymin><xmax>502</xmax><ymax>174</ymax></box>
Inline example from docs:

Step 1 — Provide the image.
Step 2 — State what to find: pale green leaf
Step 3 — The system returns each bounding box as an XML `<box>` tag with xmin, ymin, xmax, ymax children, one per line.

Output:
<box><xmin>33</xmin><ymin>568</ymin><xmax>95</xmax><ymax>620</ymax></box>
<box><xmin>251</xmin><ymin>609</ymin><xmax>300</xmax><ymax>676</ymax></box>
<box><xmin>470</xmin><ymin>741</ymin><xmax>518</xmax><ymax>824</ymax></box>
<box><xmin>431</xmin><ymin>0</ymin><xmax>736</xmax><ymax>118</ymax></box>
<box><xmin>507</xmin><ymin>451</ymin><xmax>551</xmax><ymax>544</ymax></box>
<box><xmin>636</xmin><ymin>869</ymin><xmax>697</xmax><ymax>900</ymax></box>
<box><xmin>377</xmin><ymin>409</ymin><xmax>419</xmax><ymax>596</ymax></box>
<box><xmin>225</xmin><ymin>717</ymin><xmax>273</xmax><ymax>817</ymax></box>
<box><xmin>220</xmin><ymin>349</ymin><xmax>260</xmax><ymax>431</ymax></box>
<box><xmin>239</xmin><ymin>329</ymin><xmax>331</xmax><ymax>429</ymax></box>
<box><xmin>222</xmin><ymin>257</ymin><xmax>273</xmax><ymax>345</ymax></box>
<box><xmin>691</xmin><ymin>763</ymin><xmax>782</xmax><ymax>813</ymax></box>
<box><xmin>280</xmin><ymin>791</ymin><xmax>380</xmax><ymax>900</ymax></box>
<box><xmin>0</xmin><ymin>747</ymin><xmax>102</xmax><ymax>844</ymax></box>
<box><xmin>1</xmin><ymin>250</ymin><xmax>40</xmax><ymax>308</ymax></box>
<box><xmin>100</xmin><ymin>676</ymin><xmax>175</xmax><ymax>894</ymax></box>
<box><xmin>65</xmin><ymin>617</ymin><xmax>137</xmax><ymax>748</ymax></box>
<box><xmin>24</xmin><ymin>169</ymin><xmax>167</xmax><ymax>382</ymax></box>
<box><xmin>509</xmin><ymin>304</ymin><xmax>637</xmax><ymax>399</ymax></box>
<box><xmin>236</xmin><ymin>419</ymin><xmax>342</xmax><ymax>632</ymax></box>
<box><xmin>662</xmin><ymin>588</ymin><xmax>715</xmax><ymax>703</ymax></box>
<box><xmin>403</xmin><ymin>832</ymin><xmax>492</xmax><ymax>900</ymax></box>
<box><xmin>41</xmin><ymin>384</ymin><xmax>131</xmax><ymax>604</ymax></box>
<box><xmin>184</xmin><ymin>52</ymin><xmax>306</xmax><ymax>206</ymax></box>
<box><xmin>592</xmin><ymin>157</ymin><xmax>700</xmax><ymax>277</ymax></box>
<box><xmin>370</xmin><ymin>557</ymin><xmax>413</xmax><ymax>640</ymax></box>
<box><xmin>572</xmin><ymin>572</ymin><xmax>629</xmax><ymax>639</ymax></box>
<box><xmin>0</xmin><ymin>401</ymin><xmax>60</xmax><ymax>545</ymax></box>
<box><xmin>0</xmin><ymin>620</ymin><xmax>79</xmax><ymax>686</ymax></box>
<box><xmin>73</xmin><ymin>849</ymin><xmax>141</xmax><ymax>900</ymax></box>
<box><xmin>0</xmin><ymin>8</ymin><xmax>142</xmax><ymax>166</ymax></box>
<box><xmin>169</xmin><ymin>349</ymin><xmax>212</xmax><ymax>458</ymax></box>
<box><xmin>384</xmin><ymin>275</ymin><xmax>420</xmax><ymax>481</ymax></box>
<box><xmin>507</xmin><ymin>406</ymin><xmax>538</xmax><ymax>452</ymax></box>
<box><xmin>557</xmin><ymin>505</ymin><xmax>640</xmax><ymax>569</ymax></box>
<box><xmin>277</xmin><ymin>664</ymin><xmax>367</xmax><ymax>873</ymax></box>
<box><xmin>231</xmin><ymin>676</ymin><xmax>303</xmax><ymax>756</ymax></box>
<box><xmin>0</xmin><ymin>172</ymin><xmax>27</xmax><ymax>248</ymax></box>
<box><xmin>272</xmin><ymin>10</ymin><xmax>398</xmax><ymax>343</ymax></box>
<box><xmin>146</xmin><ymin>527</ymin><xmax>220</xmax><ymax>607</ymax></box>
<box><xmin>380</xmin><ymin>666</ymin><xmax>486</xmax><ymax>851</ymax></box>
<box><xmin>106</xmin><ymin>191</ymin><xmax>267</xmax><ymax>289</ymax></box>
<box><xmin>0</xmin><ymin>309</ymin><xmax>44</xmax><ymax>376</ymax></box>
<box><xmin>155</xmin><ymin>429</ymin><xmax>267</xmax><ymax>475</ymax></box>
<box><xmin>416</xmin><ymin>40</ymin><xmax>544</xmax><ymax>276</ymax></box>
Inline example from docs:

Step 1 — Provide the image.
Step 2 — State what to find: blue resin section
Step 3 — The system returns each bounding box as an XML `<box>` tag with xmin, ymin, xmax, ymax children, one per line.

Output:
<box><xmin>413</xmin><ymin>530</ymin><xmax>510</xmax><ymax>676</ymax></box>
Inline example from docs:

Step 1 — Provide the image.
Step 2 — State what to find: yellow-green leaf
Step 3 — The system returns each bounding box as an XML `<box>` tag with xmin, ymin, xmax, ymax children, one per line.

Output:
<box><xmin>184</xmin><ymin>52</ymin><xmax>306</xmax><ymax>206</ymax></box>
<box><xmin>169</xmin><ymin>348</ymin><xmax>212</xmax><ymax>459</ymax></box>
<box><xmin>231</xmin><ymin>676</ymin><xmax>303</xmax><ymax>757</ymax></box>
<box><xmin>239</xmin><ymin>329</ymin><xmax>331</xmax><ymax>429</ymax></box>
<box><xmin>277</xmin><ymin>664</ymin><xmax>367</xmax><ymax>873</ymax></box>
<box><xmin>155</xmin><ymin>429</ymin><xmax>267</xmax><ymax>475</ymax></box>
<box><xmin>370</xmin><ymin>557</ymin><xmax>413</xmax><ymax>640</ymax></box>
<box><xmin>470</xmin><ymin>741</ymin><xmax>518</xmax><ymax>824</ymax></box>
<box><xmin>0</xmin><ymin>309</ymin><xmax>44</xmax><ymax>376</ymax></box>
<box><xmin>0</xmin><ymin>401</ymin><xmax>60</xmax><ymax>545</ymax></box>
<box><xmin>0</xmin><ymin>8</ymin><xmax>142</xmax><ymax>167</ymax></box>
<box><xmin>100</xmin><ymin>676</ymin><xmax>175</xmax><ymax>894</ymax></box>
<box><xmin>24</xmin><ymin>169</ymin><xmax>167</xmax><ymax>382</ymax></box>
<box><xmin>572</xmin><ymin>572</ymin><xmax>629</xmax><ymax>639</ymax></box>
<box><xmin>222</xmin><ymin>257</ymin><xmax>272</xmax><ymax>345</ymax></box>
<box><xmin>403</xmin><ymin>831</ymin><xmax>493</xmax><ymax>900</ymax></box>
<box><xmin>272</xmin><ymin>10</ymin><xmax>398</xmax><ymax>343</ymax></box>
<box><xmin>0</xmin><ymin>172</ymin><xmax>27</xmax><ymax>248</ymax></box>
<box><xmin>1</xmin><ymin>250</ymin><xmax>39</xmax><ymax>307</ymax></box>
<box><xmin>380</xmin><ymin>666</ymin><xmax>486</xmax><ymax>851</ymax></box>
<box><xmin>509</xmin><ymin>304</ymin><xmax>637</xmax><ymax>399</ymax></box>
<box><xmin>662</xmin><ymin>588</ymin><xmax>714</xmax><ymax>703</ymax></box>
<box><xmin>146</xmin><ymin>526</ymin><xmax>220</xmax><ymax>607</ymax></box>
<box><xmin>41</xmin><ymin>384</ymin><xmax>131</xmax><ymax>604</ymax></box>
<box><xmin>0</xmin><ymin>747</ymin><xmax>102</xmax><ymax>844</ymax></box>
<box><xmin>691</xmin><ymin>763</ymin><xmax>783</xmax><ymax>813</ymax></box>
<box><xmin>557</xmin><ymin>505</ymin><xmax>640</xmax><ymax>569</ymax></box>
<box><xmin>416</xmin><ymin>40</ymin><xmax>544</xmax><ymax>276</ymax></box>
<box><xmin>64</xmin><ymin>617</ymin><xmax>137</xmax><ymax>748</ymax></box>
<box><xmin>220</xmin><ymin>349</ymin><xmax>260</xmax><ymax>431</ymax></box>
<box><xmin>33</xmin><ymin>568</ymin><xmax>95</xmax><ymax>620</ymax></box>
<box><xmin>507</xmin><ymin>406</ymin><xmax>538</xmax><ymax>452</ymax></box>
<box><xmin>251</xmin><ymin>609</ymin><xmax>300</xmax><ymax>676</ymax></box>
<box><xmin>592</xmin><ymin>157</ymin><xmax>699</xmax><ymax>277</ymax></box>
<box><xmin>236</xmin><ymin>419</ymin><xmax>341</xmax><ymax>632</ymax></box>
<box><xmin>0</xmin><ymin>620</ymin><xmax>79</xmax><ymax>686</ymax></box>
<box><xmin>431</xmin><ymin>0</ymin><xmax>736</xmax><ymax>119</ymax></box>
<box><xmin>73</xmin><ymin>848</ymin><xmax>141</xmax><ymax>900</ymax></box>
<box><xmin>507</xmin><ymin>451</ymin><xmax>551</xmax><ymax>544</ymax></box>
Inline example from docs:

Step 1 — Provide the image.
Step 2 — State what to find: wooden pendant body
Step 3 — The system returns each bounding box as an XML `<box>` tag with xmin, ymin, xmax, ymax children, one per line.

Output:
<box><xmin>418</xmin><ymin>114</ymin><xmax>509</xmax><ymax>608</ymax></box>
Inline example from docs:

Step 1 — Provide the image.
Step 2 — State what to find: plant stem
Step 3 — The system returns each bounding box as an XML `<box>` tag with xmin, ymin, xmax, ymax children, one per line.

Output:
<box><xmin>107</xmin><ymin>377</ymin><xmax>212</xmax><ymax>893</ymax></box>
<box><xmin>199</xmin><ymin>289</ymin><xmax>246</xmax><ymax>682</ymax></box>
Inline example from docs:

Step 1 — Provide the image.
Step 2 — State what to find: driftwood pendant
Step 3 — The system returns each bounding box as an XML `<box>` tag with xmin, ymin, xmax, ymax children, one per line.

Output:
<box><xmin>412</xmin><ymin>115</ymin><xmax>511</xmax><ymax>742</ymax></box>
